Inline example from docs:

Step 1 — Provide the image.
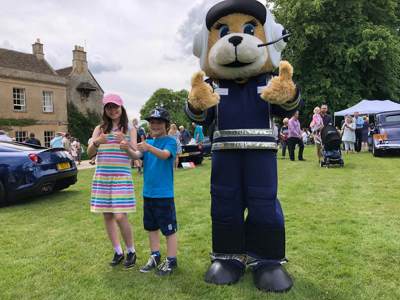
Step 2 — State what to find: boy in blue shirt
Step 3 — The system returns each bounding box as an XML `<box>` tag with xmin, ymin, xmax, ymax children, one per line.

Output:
<box><xmin>137</xmin><ymin>108</ymin><xmax>178</xmax><ymax>276</ymax></box>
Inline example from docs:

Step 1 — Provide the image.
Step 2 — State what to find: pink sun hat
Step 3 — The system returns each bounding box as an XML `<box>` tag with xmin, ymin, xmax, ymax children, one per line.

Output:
<box><xmin>102</xmin><ymin>94</ymin><xmax>124</xmax><ymax>106</ymax></box>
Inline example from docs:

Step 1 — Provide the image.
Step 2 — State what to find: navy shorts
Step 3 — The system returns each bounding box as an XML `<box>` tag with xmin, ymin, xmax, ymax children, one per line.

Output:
<box><xmin>143</xmin><ymin>197</ymin><xmax>177</xmax><ymax>236</ymax></box>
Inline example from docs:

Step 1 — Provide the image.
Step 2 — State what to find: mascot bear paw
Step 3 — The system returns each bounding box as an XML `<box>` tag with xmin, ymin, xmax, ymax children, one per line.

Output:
<box><xmin>261</xmin><ymin>60</ymin><xmax>297</xmax><ymax>105</ymax></box>
<box><xmin>188</xmin><ymin>71</ymin><xmax>220</xmax><ymax>111</ymax></box>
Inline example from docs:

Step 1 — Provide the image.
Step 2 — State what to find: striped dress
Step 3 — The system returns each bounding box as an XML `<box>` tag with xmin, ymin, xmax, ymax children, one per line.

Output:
<box><xmin>90</xmin><ymin>131</ymin><xmax>136</xmax><ymax>213</ymax></box>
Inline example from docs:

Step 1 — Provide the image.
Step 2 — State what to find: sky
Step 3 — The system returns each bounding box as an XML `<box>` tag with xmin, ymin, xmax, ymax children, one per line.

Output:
<box><xmin>0</xmin><ymin>0</ymin><xmax>265</xmax><ymax>120</ymax></box>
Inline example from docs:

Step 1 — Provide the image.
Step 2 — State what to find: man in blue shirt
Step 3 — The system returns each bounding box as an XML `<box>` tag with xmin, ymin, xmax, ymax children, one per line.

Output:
<box><xmin>192</xmin><ymin>122</ymin><xmax>204</xmax><ymax>144</ymax></box>
<box><xmin>50</xmin><ymin>132</ymin><xmax>64</xmax><ymax>148</ymax></box>
<box><xmin>137</xmin><ymin>107</ymin><xmax>178</xmax><ymax>276</ymax></box>
<box><xmin>354</xmin><ymin>111</ymin><xmax>364</xmax><ymax>152</ymax></box>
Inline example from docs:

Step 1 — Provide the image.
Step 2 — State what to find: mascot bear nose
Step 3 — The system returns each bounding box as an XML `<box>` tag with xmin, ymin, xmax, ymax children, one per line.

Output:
<box><xmin>228</xmin><ymin>36</ymin><xmax>243</xmax><ymax>47</ymax></box>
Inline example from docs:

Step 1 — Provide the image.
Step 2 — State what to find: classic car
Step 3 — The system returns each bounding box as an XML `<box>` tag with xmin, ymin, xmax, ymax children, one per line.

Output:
<box><xmin>369</xmin><ymin>110</ymin><xmax>400</xmax><ymax>157</ymax></box>
<box><xmin>0</xmin><ymin>141</ymin><xmax>77</xmax><ymax>205</ymax></box>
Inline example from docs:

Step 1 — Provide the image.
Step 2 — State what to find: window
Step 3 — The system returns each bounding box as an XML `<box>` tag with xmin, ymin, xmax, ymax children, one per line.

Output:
<box><xmin>44</xmin><ymin>131</ymin><xmax>54</xmax><ymax>148</ymax></box>
<box><xmin>13</xmin><ymin>88</ymin><xmax>26</xmax><ymax>111</ymax></box>
<box><xmin>15</xmin><ymin>131</ymin><xmax>28</xmax><ymax>142</ymax></box>
<box><xmin>42</xmin><ymin>91</ymin><xmax>54</xmax><ymax>113</ymax></box>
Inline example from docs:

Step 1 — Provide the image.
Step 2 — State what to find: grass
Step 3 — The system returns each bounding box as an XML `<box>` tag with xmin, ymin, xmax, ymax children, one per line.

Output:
<box><xmin>0</xmin><ymin>147</ymin><xmax>399</xmax><ymax>300</ymax></box>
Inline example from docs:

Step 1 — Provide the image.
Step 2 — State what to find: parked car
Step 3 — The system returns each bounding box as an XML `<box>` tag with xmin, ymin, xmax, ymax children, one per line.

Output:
<box><xmin>0</xmin><ymin>141</ymin><xmax>78</xmax><ymax>205</ymax></box>
<box><xmin>178</xmin><ymin>143</ymin><xmax>203</xmax><ymax>166</ymax></box>
<box><xmin>369</xmin><ymin>110</ymin><xmax>400</xmax><ymax>157</ymax></box>
<box><xmin>201</xmin><ymin>136</ymin><xmax>212</xmax><ymax>157</ymax></box>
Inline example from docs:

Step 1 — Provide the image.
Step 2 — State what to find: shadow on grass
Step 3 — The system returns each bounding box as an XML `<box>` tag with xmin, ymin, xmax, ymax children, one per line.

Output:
<box><xmin>3</xmin><ymin>189</ymin><xmax>80</xmax><ymax>208</ymax></box>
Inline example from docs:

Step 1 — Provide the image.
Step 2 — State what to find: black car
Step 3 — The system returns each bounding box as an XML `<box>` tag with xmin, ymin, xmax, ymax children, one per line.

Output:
<box><xmin>369</xmin><ymin>110</ymin><xmax>400</xmax><ymax>157</ymax></box>
<box><xmin>178</xmin><ymin>143</ymin><xmax>204</xmax><ymax>166</ymax></box>
<box><xmin>0</xmin><ymin>141</ymin><xmax>78</xmax><ymax>205</ymax></box>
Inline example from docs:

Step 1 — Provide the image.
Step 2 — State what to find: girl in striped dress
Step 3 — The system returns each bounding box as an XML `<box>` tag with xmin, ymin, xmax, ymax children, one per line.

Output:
<box><xmin>87</xmin><ymin>94</ymin><xmax>141</xmax><ymax>268</ymax></box>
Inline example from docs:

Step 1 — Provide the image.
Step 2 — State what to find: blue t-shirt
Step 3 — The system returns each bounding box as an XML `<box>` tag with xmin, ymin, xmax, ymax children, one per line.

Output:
<box><xmin>194</xmin><ymin>125</ymin><xmax>204</xmax><ymax>143</ymax></box>
<box><xmin>143</xmin><ymin>136</ymin><xmax>177</xmax><ymax>198</ymax></box>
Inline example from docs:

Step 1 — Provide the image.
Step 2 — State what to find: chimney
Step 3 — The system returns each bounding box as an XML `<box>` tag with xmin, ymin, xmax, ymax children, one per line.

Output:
<box><xmin>72</xmin><ymin>45</ymin><xmax>88</xmax><ymax>74</ymax></box>
<box><xmin>32</xmin><ymin>38</ymin><xmax>44</xmax><ymax>60</ymax></box>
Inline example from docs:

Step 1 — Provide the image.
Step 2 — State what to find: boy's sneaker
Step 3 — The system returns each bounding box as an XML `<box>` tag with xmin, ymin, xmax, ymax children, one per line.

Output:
<box><xmin>140</xmin><ymin>254</ymin><xmax>161</xmax><ymax>273</ymax></box>
<box><xmin>109</xmin><ymin>252</ymin><xmax>124</xmax><ymax>266</ymax></box>
<box><xmin>124</xmin><ymin>252</ymin><xmax>137</xmax><ymax>269</ymax></box>
<box><xmin>156</xmin><ymin>258</ymin><xmax>177</xmax><ymax>276</ymax></box>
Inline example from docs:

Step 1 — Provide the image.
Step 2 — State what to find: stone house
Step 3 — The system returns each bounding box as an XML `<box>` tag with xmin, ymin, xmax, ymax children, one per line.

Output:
<box><xmin>0</xmin><ymin>39</ymin><xmax>103</xmax><ymax>147</ymax></box>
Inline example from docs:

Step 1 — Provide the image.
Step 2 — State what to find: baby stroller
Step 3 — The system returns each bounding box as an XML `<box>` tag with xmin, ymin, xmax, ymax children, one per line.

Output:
<box><xmin>320</xmin><ymin>125</ymin><xmax>344</xmax><ymax>167</ymax></box>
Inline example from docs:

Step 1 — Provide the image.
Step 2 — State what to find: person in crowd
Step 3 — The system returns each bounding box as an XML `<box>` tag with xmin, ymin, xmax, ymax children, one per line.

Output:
<box><xmin>320</xmin><ymin>104</ymin><xmax>332</xmax><ymax>127</ymax></box>
<box><xmin>192</xmin><ymin>122</ymin><xmax>204</xmax><ymax>144</ymax></box>
<box><xmin>87</xmin><ymin>94</ymin><xmax>140</xmax><ymax>268</ymax></box>
<box><xmin>302</xmin><ymin>128</ymin><xmax>310</xmax><ymax>145</ymax></box>
<box><xmin>279</xmin><ymin>118</ymin><xmax>289</xmax><ymax>158</ymax></box>
<box><xmin>354</xmin><ymin>111</ymin><xmax>364</xmax><ymax>152</ymax></box>
<box><xmin>341</xmin><ymin>115</ymin><xmax>356</xmax><ymax>154</ymax></box>
<box><xmin>132</xmin><ymin>118</ymin><xmax>146</xmax><ymax>174</ymax></box>
<box><xmin>273</xmin><ymin>122</ymin><xmax>280</xmax><ymax>145</ymax></box>
<box><xmin>362</xmin><ymin>116</ymin><xmax>370</xmax><ymax>151</ymax></box>
<box><xmin>310</xmin><ymin>106</ymin><xmax>324</xmax><ymax>132</ymax></box>
<box><xmin>62</xmin><ymin>133</ymin><xmax>71</xmax><ymax>153</ymax></box>
<box><xmin>50</xmin><ymin>132</ymin><xmax>64</xmax><ymax>148</ymax></box>
<box><xmin>179</xmin><ymin>125</ymin><xmax>191</xmax><ymax>145</ymax></box>
<box><xmin>71</xmin><ymin>138</ymin><xmax>82</xmax><ymax>165</ymax></box>
<box><xmin>310</xmin><ymin>106</ymin><xmax>324</xmax><ymax>162</ymax></box>
<box><xmin>168</xmin><ymin>123</ymin><xmax>182</xmax><ymax>169</ymax></box>
<box><xmin>136</xmin><ymin>107</ymin><xmax>178</xmax><ymax>276</ymax></box>
<box><xmin>0</xmin><ymin>130</ymin><xmax>13</xmax><ymax>142</ymax></box>
<box><xmin>24</xmin><ymin>133</ymin><xmax>41</xmax><ymax>146</ymax></box>
<box><xmin>287</xmin><ymin>111</ymin><xmax>305</xmax><ymax>161</ymax></box>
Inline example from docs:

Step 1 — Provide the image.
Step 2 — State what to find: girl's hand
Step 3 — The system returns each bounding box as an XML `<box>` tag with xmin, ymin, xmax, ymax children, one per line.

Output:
<box><xmin>95</xmin><ymin>129</ymin><xmax>108</xmax><ymax>144</ymax></box>
<box><xmin>137</xmin><ymin>141</ymin><xmax>149</xmax><ymax>152</ymax></box>
<box><xmin>120</xmin><ymin>140</ymin><xmax>129</xmax><ymax>151</ymax></box>
<box><xmin>114</xmin><ymin>130</ymin><xmax>125</xmax><ymax>143</ymax></box>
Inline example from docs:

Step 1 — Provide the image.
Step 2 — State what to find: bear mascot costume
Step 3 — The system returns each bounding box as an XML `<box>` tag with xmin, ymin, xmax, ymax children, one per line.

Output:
<box><xmin>185</xmin><ymin>0</ymin><xmax>302</xmax><ymax>293</ymax></box>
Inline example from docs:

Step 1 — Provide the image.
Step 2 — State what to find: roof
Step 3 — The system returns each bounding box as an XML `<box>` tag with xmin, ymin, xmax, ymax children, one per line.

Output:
<box><xmin>334</xmin><ymin>100</ymin><xmax>400</xmax><ymax>116</ymax></box>
<box><xmin>56</xmin><ymin>66</ymin><xmax>72</xmax><ymax>77</ymax></box>
<box><xmin>76</xmin><ymin>82</ymin><xmax>97</xmax><ymax>91</ymax></box>
<box><xmin>0</xmin><ymin>48</ymin><xmax>56</xmax><ymax>75</ymax></box>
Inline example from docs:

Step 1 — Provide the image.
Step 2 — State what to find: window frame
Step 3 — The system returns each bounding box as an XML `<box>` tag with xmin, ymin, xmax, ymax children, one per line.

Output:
<box><xmin>42</xmin><ymin>91</ymin><xmax>54</xmax><ymax>113</ymax></box>
<box><xmin>13</xmin><ymin>88</ymin><xmax>26</xmax><ymax>112</ymax></box>
<box><xmin>44</xmin><ymin>131</ymin><xmax>54</xmax><ymax>148</ymax></box>
<box><xmin>15</xmin><ymin>131</ymin><xmax>28</xmax><ymax>142</ymax></box>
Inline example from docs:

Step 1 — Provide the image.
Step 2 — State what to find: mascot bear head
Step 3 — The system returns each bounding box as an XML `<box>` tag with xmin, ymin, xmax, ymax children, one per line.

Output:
<box><xmin>193</xmin><ymin>0</ymin><xmax>289</xmax><ymax>80</ymax></box>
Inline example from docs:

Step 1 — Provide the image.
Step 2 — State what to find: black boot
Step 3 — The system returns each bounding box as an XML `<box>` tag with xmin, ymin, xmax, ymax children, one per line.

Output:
<box><xmin>252</xmin><ymin>264</ymin><xmax>293</xmax><ymax>293</ymax></box>
<box><xmin>204</xmin><ymin>260</ymin><xmax>245</xmax><ymax>285</ymax></box>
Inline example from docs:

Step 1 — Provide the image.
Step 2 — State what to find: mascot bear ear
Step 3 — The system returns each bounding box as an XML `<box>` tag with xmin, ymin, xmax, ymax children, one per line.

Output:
<box><xmin>193</xmin><ymin>24</ymin><xmax>209</xmax><ymax>71</ymax></box>
<box><xmin>264</xmin><ymin>8</ymin><xmax>287</xmax><ymax>68</ymax></box>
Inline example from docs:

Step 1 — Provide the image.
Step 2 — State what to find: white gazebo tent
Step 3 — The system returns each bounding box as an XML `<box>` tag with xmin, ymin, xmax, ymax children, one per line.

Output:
<box><xmin>334</xmin><ymin>100</ymin><xmax>400</xmax><ymax>116</ymax></box>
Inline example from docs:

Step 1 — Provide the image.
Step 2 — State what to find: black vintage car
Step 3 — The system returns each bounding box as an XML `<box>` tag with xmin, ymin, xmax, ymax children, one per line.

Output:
<box><xmin>369</xmin><ymin>110</ymin><xmax>400</xmax><ymax>157</ymax></box>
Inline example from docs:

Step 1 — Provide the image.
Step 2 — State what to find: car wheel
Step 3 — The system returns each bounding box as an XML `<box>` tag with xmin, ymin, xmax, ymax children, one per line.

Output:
<box><xmin>0</xmin><ymin>181</ymin><xmax>7</xmax><ymax>206</ymax></box>
<box><xmin>372</xmin><ymin>144</ymin><xmax>383</xmax><ymax>157</ymax></box>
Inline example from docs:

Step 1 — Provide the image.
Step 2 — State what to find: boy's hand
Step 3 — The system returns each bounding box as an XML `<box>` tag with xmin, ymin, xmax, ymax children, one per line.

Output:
<box><xmin>120</xmin><ymin>140</ymin><xmax>129</xmax><ymax>151</ymax></box>
<box><xmin>137</xmin><ymin>141</ymin><xmax>149</xmax><ymax>152</ymax></box>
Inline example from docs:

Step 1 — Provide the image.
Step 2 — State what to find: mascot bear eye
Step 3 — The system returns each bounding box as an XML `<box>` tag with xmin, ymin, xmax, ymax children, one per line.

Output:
<box><xmin>243</xmin><ymin>23</ymin><xmax>255</xmax><ymax>35</ymax></box>
<box><xmin>219</xmin><ymin>25</ymin><xmax>230</xmax><ymax>37</ymax></box>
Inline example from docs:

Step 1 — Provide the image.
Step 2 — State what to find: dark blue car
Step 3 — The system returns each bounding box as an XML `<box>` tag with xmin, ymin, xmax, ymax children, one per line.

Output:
<box><xmin>370</xmin><ymin>110</ymin><xmax>400</xmax><ymax>157</ymax></box>
<box><xmin>0</xmin><ymin>141</ymin><xmax>78</xmax><ymax>205</ymax></box>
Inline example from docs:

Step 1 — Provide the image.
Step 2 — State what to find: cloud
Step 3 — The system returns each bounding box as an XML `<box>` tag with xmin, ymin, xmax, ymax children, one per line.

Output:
<box><xmin>89</xmin><ymin>56</ymin><xmax>122</xmax><ymax>74</ymax></box>
<box><xmin>0</xmin><ymin>40</ymin><xmax>14</xmax><ymax>50</ymax></box>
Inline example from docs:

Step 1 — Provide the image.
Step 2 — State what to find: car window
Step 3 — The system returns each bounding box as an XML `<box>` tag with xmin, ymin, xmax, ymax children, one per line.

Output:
<box><xmin>384</xmin><ymin>114</ymin><xmax>400</xmax><ymax>123</ymax></box>
<box><xmin>0</xmin><ymin>142</ymin><xmax>37</xmax><ymax>152</ymax></box>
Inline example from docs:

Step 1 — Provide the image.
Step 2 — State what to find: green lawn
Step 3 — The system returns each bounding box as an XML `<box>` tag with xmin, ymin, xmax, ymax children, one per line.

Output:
<box><xmin>1</xmin><ymin>147</ymin><xmax>399</xmax><ymax>300</ymax></box>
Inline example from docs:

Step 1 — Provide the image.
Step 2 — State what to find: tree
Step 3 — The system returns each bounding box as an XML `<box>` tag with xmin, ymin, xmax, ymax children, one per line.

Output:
<box><xmin>67</xmin><ymin>103</ymin><xmax>101</xmax><ymax>146</ymax></box>
<box><xmin>140</xmin><ymin>88</ymin><xmax>191</xmax><ymax>129</ymax></box>
<box><xmin>267</xmin><ymin>0</ymin><xmax>400</xmax><ymax>120</ymax></box>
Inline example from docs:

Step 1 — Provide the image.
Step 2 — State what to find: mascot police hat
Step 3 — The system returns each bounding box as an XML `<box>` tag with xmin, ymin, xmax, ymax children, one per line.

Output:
<box><xmin>193</xmin><ymin>0</ymin><xmax>288</xmax><ymax>69</ymax></box>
